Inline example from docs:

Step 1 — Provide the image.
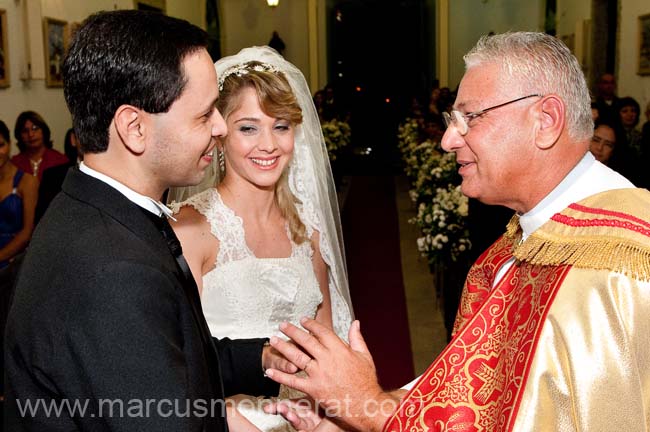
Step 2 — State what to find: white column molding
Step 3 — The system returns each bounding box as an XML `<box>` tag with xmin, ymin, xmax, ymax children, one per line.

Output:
<box><xmin>20</xmin><ymin>0</ymin><xmax>45</xmax><ymax>80</ymax></box>
<box><xmin>307</xmin><ymin>0</ymin><xmax>318</xmax><ymax>93</ymax></box>
<box><xmin>436</xmin><ymin>0</ymin><xmax>449</xmax><ymax>88</ymax></box>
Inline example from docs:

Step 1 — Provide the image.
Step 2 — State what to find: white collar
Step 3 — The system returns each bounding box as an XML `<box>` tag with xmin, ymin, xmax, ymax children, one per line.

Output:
<box><xmin>518</xmin><ymin>152</ymin><xmax>634</xmax><ymax>240</ymax></box>
<box><xmin>79</xmin><ymin>162</ymin><xmax>176</xmax><ymax>220</ymax></box>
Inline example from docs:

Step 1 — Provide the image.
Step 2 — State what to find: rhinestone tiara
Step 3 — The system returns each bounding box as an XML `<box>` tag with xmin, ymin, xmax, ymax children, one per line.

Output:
<box><xmin>218</xmin><ymin>62</ymin><xmax>281</xmax><ymax>90</ymax></box>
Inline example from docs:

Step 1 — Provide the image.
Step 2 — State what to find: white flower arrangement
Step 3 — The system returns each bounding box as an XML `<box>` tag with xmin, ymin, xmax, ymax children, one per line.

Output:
<box><xmin>397</xmin><ymin>118</ymin><xmax>420</xmax><ymax>153</ymax></box>
<box><xmin>322</xmin><ymin>119</ymin><xmax>351</xmax><ymax>161</ymax></box>
<box><xmin>397</xmin><ymin>118</ymin><xmax>471</xmax><ymax>266</ymax></box>
<box><xmin>411</xmin><ymin>150</ymin><xmax>459</xmax><ymax>205</ymax></box>
<box><xmin>411</xmin><ymin>185</ymin><xmax>471</xmax><ymax>265</ymax></box>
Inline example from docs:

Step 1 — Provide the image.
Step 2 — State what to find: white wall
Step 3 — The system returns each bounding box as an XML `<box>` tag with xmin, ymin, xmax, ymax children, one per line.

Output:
<box><xmin>556</xmin><ymin>0</ymin><xmax>591</xmax><ymax>40</ymax></box>
<box><xmin>556</xmin><ymin>0</ymin><xmax>591</xmax><ymax>71</ymax></box>
<box><xmin>555</xmin><ymin>0</ymin><xmax>650</xmax><ymax>120</ymax></box>
<box><xmin>447</xmin><ymin>0</ymin><xmax>544</xmax><ymax>89</ymax></box>
<box><xmin>0</xmin><ymin>0</ymin><xmax>203</xmax><ymax>156</ymax></box>
<box><xmin>219</xmin><ymin>0</ymin><xmax>312</xmax><ymax>87</ymax></box>
<box><xmin>618</xmin><ymin>0</ymin><xmax>650</xmax><ymax>120</ymax></box>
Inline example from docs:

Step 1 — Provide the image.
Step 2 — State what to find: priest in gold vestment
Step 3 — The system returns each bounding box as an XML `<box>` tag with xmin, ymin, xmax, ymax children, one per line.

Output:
<box><xmin>264</xmin><ymin>32</ymin><xmax>650</xmax><ymax>432</ymax></box>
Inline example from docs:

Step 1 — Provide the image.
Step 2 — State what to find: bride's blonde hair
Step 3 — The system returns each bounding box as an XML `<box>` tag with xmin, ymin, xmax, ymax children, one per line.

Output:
<box><xmin>217</xmin><ymin>62</ymin><xmax>308</xmax><ymax>244</ymax></box>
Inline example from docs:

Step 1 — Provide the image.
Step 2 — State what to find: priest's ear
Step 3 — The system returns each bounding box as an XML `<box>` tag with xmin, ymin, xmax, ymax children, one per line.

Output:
<box><xmin>113</xmin><ymin>105</ymin><xmax>147</xmax><ymax>155</ymax></box>
<box><xmin>534</xmin><ymin>95</ymin><xmax>565</xmax><ymax>150</ymax></box>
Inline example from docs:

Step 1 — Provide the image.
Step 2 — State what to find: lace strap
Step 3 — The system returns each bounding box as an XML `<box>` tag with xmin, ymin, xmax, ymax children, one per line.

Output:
<box><xmin>172</xmin><ymin>189</ymin><xmax>251</xmax><ymax>265</ymax></box>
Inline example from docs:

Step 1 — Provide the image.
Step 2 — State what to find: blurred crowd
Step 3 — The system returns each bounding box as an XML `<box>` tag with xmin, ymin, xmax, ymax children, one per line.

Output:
<box><xmin>0</xmin><ymin>111</ymin><xmax>79</xmax><ymax>272</ymax></box>
<box><xmin>405</xmin><ymin>73</ymin><xmax>650</xmax><ymax>189</ymax></box>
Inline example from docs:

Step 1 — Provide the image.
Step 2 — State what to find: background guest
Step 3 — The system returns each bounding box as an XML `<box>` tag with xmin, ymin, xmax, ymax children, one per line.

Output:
<box><xmin>268</xmin><ymin>30</ymin><xmax>286</xmax><ymax>56</ymax></box>
<box><xmin>11</xmin><ymin>111</ymin><xmax>68</xmax><ymax>181</ymax></box>
<box><xmin>591</xmin><ymin>101</ymin><xmax>600</xmax><ymax>123</ymax></box>
<box><xmin>34</xmin><ymin>128</ymin><xmax>80</xmax><ymax>225</ymax></box>
<box><xmin>615</xmin><ymin>96</ymin><xmax>642</xmax><ymax>156</ymax></box>
<box><xmin>589</xmin><ymin>121</ymin><xmax>619</xmax><ymax>165</ymax></box>
<box><xmin>643</xmin><ymin>100</ymin><xmax>650</xmax><ymax>138</ymax></box>
<box><xmin>593</xmin><ymin>72</ymin><xmax>618</xmax><ymax>122</ymax></box>
<box><xmin>640</xmin><ymin>101</ymin><xmax>650</xmax><ymax>188</ymax></box>
<box><xmin>590</xmin><ymin>119</ymin><xmax>641</xmax><ymax>185</ymax></box>
<box><xmin>0</xmin><ymin>120</ymin><xmax>38</xmax><ymax>269</ymax></box>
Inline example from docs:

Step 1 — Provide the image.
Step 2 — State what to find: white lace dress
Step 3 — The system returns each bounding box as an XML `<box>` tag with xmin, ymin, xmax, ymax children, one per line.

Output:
<box><xmin>176</xmin><ymin>188</ymin><xmax>322</xmax><ymax>432</ymax></box>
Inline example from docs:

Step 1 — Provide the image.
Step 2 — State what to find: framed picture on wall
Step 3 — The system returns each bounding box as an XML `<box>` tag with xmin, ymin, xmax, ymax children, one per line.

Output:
<box><xmin>639</xmin><ymin>13</ymin><xmax>650</xmax><ymax>76</ymax></box>
<box><xmin>0</xmin><ymin>9</ymin><xmax>9</xmax><ymax>88</ymax></box>
<box><xmin>43</xmin><ymin>17</ymin><xmax>67</xmax><ymax>87</ymax></box>
<box><xmin>69</xmin><ymin>22</ymin><xmax>81</xmax><ymax>43</ymax></box>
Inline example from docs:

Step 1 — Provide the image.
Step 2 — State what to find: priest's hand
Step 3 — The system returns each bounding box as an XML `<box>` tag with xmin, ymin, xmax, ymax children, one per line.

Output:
<box><xmin>265</xmin><ymin>319</ymin><xmax>399</xmax><ymax>432</ymax></box>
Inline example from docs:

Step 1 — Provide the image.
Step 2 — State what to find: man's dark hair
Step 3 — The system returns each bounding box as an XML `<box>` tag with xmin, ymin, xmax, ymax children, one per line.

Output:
<box><xmin>62</xmin><ymin>10</ymin><xmax>209</xmax><ymax>154</ymax></box>
<box><xmin>13</xmin><ymin>111</ymin><xmax>53</xmax><ymax>152</ymax></box>
<box><xmin>63</xmin><ymin>128</ymin><xmax>79</xmax><ymax>162</ymax></box>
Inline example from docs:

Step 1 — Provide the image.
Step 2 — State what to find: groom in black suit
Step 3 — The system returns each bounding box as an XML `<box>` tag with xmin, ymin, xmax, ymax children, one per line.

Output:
<box><xmin>5</xmin><ymin>11</ymin><xmax>290</xmax><ymax>431</ymax></box>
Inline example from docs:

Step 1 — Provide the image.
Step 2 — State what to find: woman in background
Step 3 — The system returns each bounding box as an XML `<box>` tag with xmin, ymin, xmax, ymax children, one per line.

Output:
<box><xmin>34</xmin><ymin>128</ymin><xmax>80</xmax><ymax>225</ymax></box>
<box><xmin>11</xmin><ymin>111</ymin><xmax>68</xmax><ymax>181</ymax></box>
<box><xmin>0</xmin><ymin>120</ymin><xmax>38</xmax><ymax>268</ymax></box>
<box><xmin>590</xmin><ymin>119</ymin><xmax>641</xmax><ymax>185</ymax></box>
<box><xmin>616</xmin><ymin>97</ymin><xmax>642</xmax><ymax>157</ymax></box>
<box><xmin>589</xmin><ymin>121</ymin><xmax>618</xmax><ymax>165</ymax></box>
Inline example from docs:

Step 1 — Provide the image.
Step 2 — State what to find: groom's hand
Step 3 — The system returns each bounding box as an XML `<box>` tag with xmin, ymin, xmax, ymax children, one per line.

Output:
<box><xmin>262</xmin><ymin>342</ymin><xmax>299</xmax><ymax>374</ymax></box>
<box><xmin>265</xmin><ymin>319</ymin><xmax>399</xmax><ymax>432</ymax></box>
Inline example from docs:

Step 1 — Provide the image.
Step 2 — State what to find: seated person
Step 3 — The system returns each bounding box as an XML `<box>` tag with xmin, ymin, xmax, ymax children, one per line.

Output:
<box><xmin>35</xmin><ymin>128</ymin><xmax>80</xmax><ymax>225</ymax></box>
<box><xmin>0</xmin><ymin>119</ymin><xmax>38</xmax><ymax>268</ymax></box>
<box><xmin>11</xmin><ymin>111</ymin><xmax>68</xmax><ymax>181</ymax></box>
<box><xmin>590</xmin><ymin>119</ymin><xmax>641</xmax><ymax>185</ymax></box>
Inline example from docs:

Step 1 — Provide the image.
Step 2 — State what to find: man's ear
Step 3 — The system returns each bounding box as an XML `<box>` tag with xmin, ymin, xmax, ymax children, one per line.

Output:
<box><xmin>535</xmin><ymin>95</ymin><xmax>565</xmax><ymax>150</ymax></box>
<box><xmin>114</xmin><ymin>105</ymin><xmax>147</xmax><ymax>155</ymax></box>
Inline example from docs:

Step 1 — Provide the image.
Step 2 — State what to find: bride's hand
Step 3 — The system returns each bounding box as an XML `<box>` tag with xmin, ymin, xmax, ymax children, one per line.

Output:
<box><xmin>262</xmin><ymin>342</ymin><xmax>299</xmax><ymax>374</ymax></box>
<box><xmin>264</xmin><ymin>398</ymin><xmax>345</xmax><ymax>432</ymax></box>
<box><xmin>226</xmin><ymin>403</ymin><xmax>263</xmax><ymax>432</ymax></box>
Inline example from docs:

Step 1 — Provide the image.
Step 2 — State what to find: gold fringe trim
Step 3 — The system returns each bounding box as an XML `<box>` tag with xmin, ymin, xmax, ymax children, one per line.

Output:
<box><xmin>513</xmin><ymin>234</ymin><xmax>650</xmax><ymax>282</ymax></box>
<box><xmin>501</xmin><ymin>189</ymin><xmax>650</xmax><ymax>281</ymax></box>
<box><xmin>504</xmin><ymin>214</ymin><xmax>521</xmax><ymax>241</ymax></box>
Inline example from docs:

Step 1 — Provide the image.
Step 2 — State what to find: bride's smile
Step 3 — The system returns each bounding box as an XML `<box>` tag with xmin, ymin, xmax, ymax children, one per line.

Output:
<box><xmin>222</xmin><ymin>87</ymin><xmax>294</xmax><ymax>188</ymax></box>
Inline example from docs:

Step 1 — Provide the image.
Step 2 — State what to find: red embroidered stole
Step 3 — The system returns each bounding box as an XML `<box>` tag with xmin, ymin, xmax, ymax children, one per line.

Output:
<box><xmin>383</xmin><ymin>235</ymin><xmax>571</xmax><ymax>432</ymax></box>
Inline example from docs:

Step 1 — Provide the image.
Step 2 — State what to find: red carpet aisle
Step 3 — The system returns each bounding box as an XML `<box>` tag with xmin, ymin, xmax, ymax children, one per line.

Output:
<box><xmin>341</xmin><ymin>176</ymin><xmax>415</xmax><ymax>389</ymax></box>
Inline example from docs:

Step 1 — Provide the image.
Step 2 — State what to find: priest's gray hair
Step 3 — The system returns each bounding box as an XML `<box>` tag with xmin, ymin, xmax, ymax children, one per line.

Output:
<box><xmin>464</xmin><ymin>31</ymin><xmax>593</xmax><ymax>142</ymax></box>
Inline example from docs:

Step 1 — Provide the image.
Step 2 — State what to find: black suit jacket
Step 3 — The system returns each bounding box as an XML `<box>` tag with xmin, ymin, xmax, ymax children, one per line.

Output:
<box><xmin>594</xmin><ymin>96</ymin><xmax>620</xmax><ymax>123</ymax></box>
<box><xmin>5</xmin><ymin>168</ymin><xmax>278</xmax><ymax>431</ymax></box>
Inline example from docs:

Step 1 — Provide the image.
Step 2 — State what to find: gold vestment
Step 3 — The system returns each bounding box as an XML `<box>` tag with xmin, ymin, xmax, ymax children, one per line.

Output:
<box><xmin>384</xmin><ymin>189</ymin><xmax>650</xmax><ymax>431</ymax></box>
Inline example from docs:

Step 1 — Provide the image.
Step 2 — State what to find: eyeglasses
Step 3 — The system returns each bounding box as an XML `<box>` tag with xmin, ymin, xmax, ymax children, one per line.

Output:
<box><xmin>21</xmin><ymin>124</ymin><xmax>41</xmax><ymax>134</ymax></box>
<box><xmin>443</xmin><ymin>94</ymin><xmax>542</xmax><ymax>136</ymax></box>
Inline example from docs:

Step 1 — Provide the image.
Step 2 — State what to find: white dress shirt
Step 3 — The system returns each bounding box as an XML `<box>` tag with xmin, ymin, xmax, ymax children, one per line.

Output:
<box><xmin>79</xmin><ymin>162</ymin><xmax>175</xmax><ymax>219</ymax></box>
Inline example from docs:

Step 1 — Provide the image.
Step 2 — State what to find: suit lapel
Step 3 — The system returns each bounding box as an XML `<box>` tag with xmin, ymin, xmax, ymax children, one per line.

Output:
<box><xmin>62</xmin><ymin>168</ymin><xmax>171</xmax><ymax>264</ymax></box>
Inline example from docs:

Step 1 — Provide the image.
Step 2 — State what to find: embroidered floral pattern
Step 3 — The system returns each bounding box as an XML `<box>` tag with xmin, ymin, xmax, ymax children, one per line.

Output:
<box><xmin>384</xmin><ymin>238</ymin><xmax>571</xmax><ymax>432</ymax></box>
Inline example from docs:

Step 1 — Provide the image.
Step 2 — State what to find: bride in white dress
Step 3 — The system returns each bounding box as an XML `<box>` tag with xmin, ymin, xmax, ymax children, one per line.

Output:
<box><xmin>168</xmin><ymin>46</ymin><xmax>353</xmax><ymax>431</ymax></box>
